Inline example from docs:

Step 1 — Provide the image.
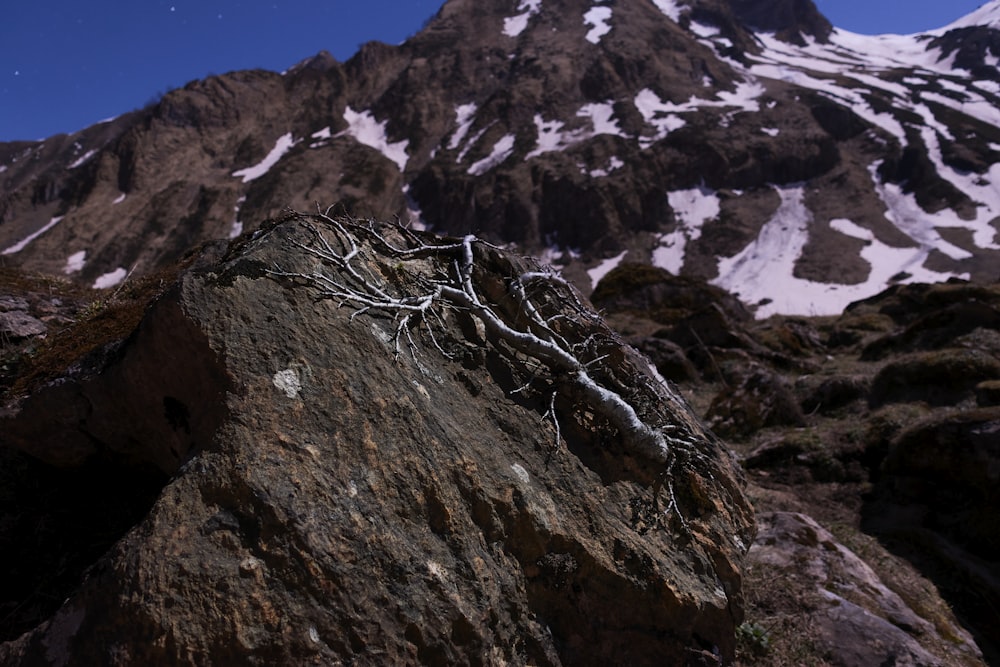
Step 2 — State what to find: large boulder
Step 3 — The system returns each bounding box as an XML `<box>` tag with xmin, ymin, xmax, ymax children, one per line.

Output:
<box><xmin>868</xmin><ymin>349</ymin><xmax>1000</xmax><ymax>408</ymax></box>
<box><xmin>0</xmin><ymin>215</ymin><xmax>754</xmax><ymax>666</ymax></box>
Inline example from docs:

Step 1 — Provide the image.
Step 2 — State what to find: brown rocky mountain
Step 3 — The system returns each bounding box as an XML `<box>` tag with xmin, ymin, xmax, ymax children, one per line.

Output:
<box><xmin>1</xmin><ymin>0</ymin><xmax>999</xmax><ymax>318</ymax></box>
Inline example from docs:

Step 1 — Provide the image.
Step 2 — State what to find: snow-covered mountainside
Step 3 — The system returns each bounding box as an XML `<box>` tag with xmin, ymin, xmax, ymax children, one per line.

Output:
<box><xmin>1</xmin><ymin>0</ymin><xmax>999</xmax><ymax>317</ymax></box>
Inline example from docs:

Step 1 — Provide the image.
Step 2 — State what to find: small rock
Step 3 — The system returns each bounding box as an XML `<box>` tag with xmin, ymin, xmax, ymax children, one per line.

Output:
<box><xmin>0</xmin><ymin>297</ymin><xmax>30</xmax><ymax>313</ymax></box>
<box><xmin>975</xmin><ymin>380</ymin><xmax>1000</xmax><ymax>407</ymax></box>
<box><xmin>0</xmin><ymin>311</ymin><xmax>46</xmax><ymax>340</ymax></box>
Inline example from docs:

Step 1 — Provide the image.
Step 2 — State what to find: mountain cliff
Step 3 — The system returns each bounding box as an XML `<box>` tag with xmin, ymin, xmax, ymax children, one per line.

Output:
<box><xmin>1</xmin><ymin>0</ymin><xmax>999</xmax><ymax>317</ymax></box>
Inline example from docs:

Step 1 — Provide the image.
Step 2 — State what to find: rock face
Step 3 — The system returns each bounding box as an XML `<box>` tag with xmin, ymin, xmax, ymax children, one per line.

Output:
<box><xmin>2</xmin><ymin>0</ymin><xmax>1000</xmax><ymax>314</ymax></box>
<box><xmin>0</xmin><ymin>215</ymin><xmax>754</xmax><ymax>665</ymax></box>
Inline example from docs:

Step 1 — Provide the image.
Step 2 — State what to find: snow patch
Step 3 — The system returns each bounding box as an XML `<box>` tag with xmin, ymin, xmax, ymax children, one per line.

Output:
<box><xmin>587</xmin><ymin>156</ymin><xmax>624</xmax><ymax>177</ymax></box>
<box><xmin>402</xmin><ymin>184</ymin><xmax>429</xmax><ymax>231</ymax></box>
<box><xmin>112</xmin><ymin>192</ymin><xmax>126</xmax><ymax>205</ymax></box>
<box><xmin>634</xmin><ymin>89</ymin><xmax>686</xmax><ymax>145</ymax></box>
<box><xmin>689</xmin><ymin>21</ymin><xmax>719</xmax><ymax>39</ymax></box>
<box><xmin>68</xmin><ymin>149</ymin><xmax>97</xmax><ymax>169</ymax></box>
<box><xmin>868</xmin><ymin>162</ymin><xmax>983</xmax><ymax>259</ymax></box>
<box><xmin>761</xmin><ymin>127</ymin><xmax>780</xmax><ymax>137</ymax></box>
<box><xmin>712</xmin><ymin>186</ymin><xmax>815</xmax><ymax>318</ymax></box>
<box><xmin>230</xmin><ymin>195</ymin><xmax>247</xmax><ymax>239</ymax></box>
<box><xmin>711</xmin><ymin>185</ymin><xmax>969</xmax><ymax>319</ymax></box>
<box><xmin>583</xmin><ymin>6</ymin><xmax>612</xmax><ymax>44</ymax></box>
<box><xmin>939</xmin><ymin>2</ymin><xmax>1000</xmax><ymax>31</ymax></box>
<box><xmin>457</xmin><ymin>123</ymin><xmax>493</xmax><ymax>163</ymax></box>
<box><xmin>232</xmin><ymin>132</ymin><xmax>299</xmax><ymax>182</ymax></box>
<box><xmin>468</xmin><ymin>134</ymin><xmax>516</xmax><ymax>175</ymax></box>
<box><xmin>309</xmin><ymin>126</ymin><xmax>332</xmax><ymax>148</ymax></box>
<box><xmin>2</xmin><ymin>216</ymin><xmax>64</xmax><ymax>255</ymax></box>
<box><xmin>338</xmin><ymin>108</ymin><xmax>409</xmax><ymax>171</ymax></box>
<box><xmin>654</xmin><ymin>185</ymin><xmax>720</xmax><ymax>274</ymax></box>
<box><xmin>974</xmin><ymin>79</ymin><xmax>1000</xmax><ymax>95</ymax></box>
<box><xmin>93</xmin><ymin>267</ymin><xmax>128</xmax><ymax>290</ymax></box>
<box><xmin>536</xmin><ymin>243</ymin><xmax>580</xmax><ymax>270</ymax></box>
<box><xmin>504</xmin><ymin>0</ymin><xmax>542</xmax><ymax>38</ymax></box>
<box><xmin>921</xmin><ymin>89</ymin><xmax>1000</xmax><ymax>130</ymax></box>
<box><xmin>578</xmin><ymin>102</ymin><xmax>623</xmax><ymax>136</ymax></box>
<box><xmin>587</xmin><ymin>250</ymin><xmax>628</xmax><ymax>289</ymax></box>
<box><xmin>827</xmin><ymin>217</ymin><xmax>969</xmax><ymax>299</ymax></box>
<box><xmin>634</xmin><ymin>82</ymin><xmax>763</xmax><ymax>146</ymax></box>
<box><xmin>448</xmin><ymin>103</ymin><xmax>478</xmax><ymax>150</ymax></box>
<box><xmin>64</xmin><ymin>250</ymin><xmax>86</xmax><ymax>274</ymax></box>
<box><xmin>650</xmin><ymin>0</ymin><xmax>684</xmax><ymax>22</ymax></box>
<box><xmin>527</xmin><ymin>102</ymin><xmax>624</xmax><ymax>158</ymax></box>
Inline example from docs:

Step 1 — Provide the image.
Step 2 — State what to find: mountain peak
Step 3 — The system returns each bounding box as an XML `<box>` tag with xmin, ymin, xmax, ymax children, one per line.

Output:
<box><xmin>726</xmin><ymin>0</ymin><xmax>833</xmax><ymax>43</ymax></box>
<box><xmin>941</xmin><ymin>0</ymin><xmax>1000</xmax><ymax>31</ymax></box>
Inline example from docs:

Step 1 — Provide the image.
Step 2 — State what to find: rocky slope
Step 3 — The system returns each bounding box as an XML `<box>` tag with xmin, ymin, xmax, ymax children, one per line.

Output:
<box><xmin>0</xmin><ymin>215</ymin><xmax>754</xmax><ymax>665</ymax></box>
<box><xmin>593</xmin><ymin>264</ymin><xmax>1000</xmax><ymax>664</ymax></box>
<box><xmin>2</xmin><ymin>0</ymin><xmax>1000</xmax><ymax>317</ymax></box>
<box><xmin>2</xmin><ymin>216</ymin><xmax>997</xmax><ymax>665</ymax></box>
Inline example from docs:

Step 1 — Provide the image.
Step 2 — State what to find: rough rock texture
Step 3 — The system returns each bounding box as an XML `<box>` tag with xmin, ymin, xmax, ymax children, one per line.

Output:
<box><xmin>748</xmin><ymin>512</ymin><xmax>978</xmax><ymax>667</ymax></box>
<box><xmin>0</xmin><ymin>216</ymin><xmax>754</xmax><ymax>666</ymax></box>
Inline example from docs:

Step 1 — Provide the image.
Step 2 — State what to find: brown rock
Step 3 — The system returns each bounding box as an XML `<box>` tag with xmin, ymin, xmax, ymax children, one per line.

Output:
<box><xmin>976</xmin><ymin>380</ymin><xmax>1000</xmax><ymax>406</ymax></box>
<box><xmin>749</xmin><ymin>512</ymin><xmax>982</xmax><ymax>666</ymax></box>
<box><xmin>865</xmin><ymin>408</ymin><xmax>1000</xmax><ymax>659</ymax></box>
<box><xmin>0</xmin><ymin>215</ymin><xmax>754</xmax><ymax>665</ymax></box>
<box><xmin>706</xmin><ymin>364</ymin><xmax>805</xmax><ymax>440</ymax></box>
<box><xmin>868</xmin><ymin>349</ymin><xmax>1000</xmax><ymax>408</ymax></box>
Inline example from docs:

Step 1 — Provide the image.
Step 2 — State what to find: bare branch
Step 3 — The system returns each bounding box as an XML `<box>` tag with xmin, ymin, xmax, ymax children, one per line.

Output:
<box><xmin>267</xmin><ymin>212</ymin><xmax>716</xmax><ymax>528</ymax></box>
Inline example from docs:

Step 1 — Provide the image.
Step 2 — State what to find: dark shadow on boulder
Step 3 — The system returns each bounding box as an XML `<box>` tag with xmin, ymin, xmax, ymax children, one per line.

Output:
<box><xmin>0</xmin><ymin>446</ymin><xmax>167</xmax><ymax>641</ymax></box>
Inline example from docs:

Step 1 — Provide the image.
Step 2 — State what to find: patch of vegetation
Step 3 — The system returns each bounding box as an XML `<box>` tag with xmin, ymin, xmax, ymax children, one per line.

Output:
<box><xmin>736</xmin><ymin>621</ymin><xmax>771</xmax><ymax>657</ymax></box>
<box><xmin>2</xmin><ymin>262</ymin><xmax>192</xmax><ymax>401</ymax></box>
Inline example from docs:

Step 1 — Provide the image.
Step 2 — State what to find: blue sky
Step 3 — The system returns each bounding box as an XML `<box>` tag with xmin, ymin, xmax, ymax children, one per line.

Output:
<box><xmin>0</xmin><ymin>0</ymin><xmax>991</xmax><ymax>142</ymax></box>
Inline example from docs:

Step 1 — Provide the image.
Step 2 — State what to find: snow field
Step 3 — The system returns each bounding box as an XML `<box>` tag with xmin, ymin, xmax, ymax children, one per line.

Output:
<box><xmin>2</xmin><ymin>216</ymin><xmax>64</xmax><ymax>255</ymax></box>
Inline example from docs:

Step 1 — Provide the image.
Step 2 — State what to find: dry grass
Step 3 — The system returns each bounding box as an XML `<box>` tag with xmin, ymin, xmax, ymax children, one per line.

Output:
<box><xmin>1</xmin><ymin>262</ymin><xmax>191</xmax><ymax>401</ymax></box>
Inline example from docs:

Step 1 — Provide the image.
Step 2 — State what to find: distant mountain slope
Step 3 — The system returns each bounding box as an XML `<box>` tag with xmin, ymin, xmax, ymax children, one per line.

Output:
<box><xmin>1</xmin><ymin>0</ymin><xmax>999</xmax><ymax>316</ymax></box>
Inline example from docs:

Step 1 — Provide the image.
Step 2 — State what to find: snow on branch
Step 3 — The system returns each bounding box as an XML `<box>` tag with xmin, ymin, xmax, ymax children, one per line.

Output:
<box><xmin>267</xmin><ymin>209</ymin><xmax>710</xmax><ymax>476</ymax></box>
